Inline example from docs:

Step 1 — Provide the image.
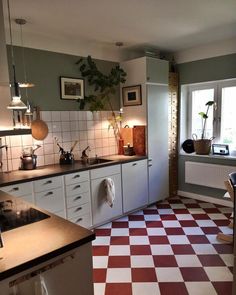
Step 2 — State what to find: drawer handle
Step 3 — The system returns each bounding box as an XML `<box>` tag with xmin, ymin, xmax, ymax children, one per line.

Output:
<box><xmin>74</xmin><ymin>196</ymin><xmax>82</xmax><ymax>201</ymax></box>
<box><xmin>148</xmin><ymin>159</ymin><xmax>152</xmax><ymax>162</ymax></box>
<box><xmin>12</xmin><ymin>187</ymin><xmax>19</xmax><ymax>191</ymax></box>
<box><xmin>45</xmin><ymin>191</ymin><xmax>53</xmax><ymax>196</ymax></box>
<box><xmin>44</xmin><ymin>180</ymin><xmax>52</xmax><ymax>185</ymax></box>
<box><xmin>76</xmin><ymin>218</ymin><xmax>83</xmax><ymax>222</ymax></box>
<box><xmin>148</xmin><ymin>164</ymin><xmax>152</xmax><ymax>167</ymax></box>
<box><xmin>132</xmin><ymin>163</ymin><xmax>137</xmax><ymax>166</ymax></box>
<box><xmin>73</xmin><ymin>174</ymin><xmax>80</xmax><ymax>179</ymax></box>
<box><xmin>74</xmin><ymin>185</ymin><xmax>81</xmax><ymax>189</ymax></box>
<box><xmin>75</xmin><ymin>207</ymin><xmax>82</xmax><ymax>212</ymax></box>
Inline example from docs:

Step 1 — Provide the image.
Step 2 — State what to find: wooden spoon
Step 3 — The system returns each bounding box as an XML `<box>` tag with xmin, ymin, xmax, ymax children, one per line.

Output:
<box><xmin>31</xmin><ymin>107</ymin><xmax>49</xmax><ymax>140</ymax></box>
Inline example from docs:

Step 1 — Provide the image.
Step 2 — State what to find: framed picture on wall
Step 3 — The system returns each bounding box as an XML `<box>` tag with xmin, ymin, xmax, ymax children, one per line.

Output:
<box><xmin>122</xmin><ymin>85</ymin><xmax>142</xmax><ymax>106</ymax></box>
<box><xmin>60</xmin><ymin>77</ymin><xmax>84</xmax><ymax>100</ymax></box>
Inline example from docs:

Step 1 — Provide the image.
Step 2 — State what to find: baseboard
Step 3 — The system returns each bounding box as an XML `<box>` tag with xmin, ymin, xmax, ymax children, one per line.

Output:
<box><xmin>177</xmin><ymin>190</ymin><xmax>233</xmax><ymax>208</ymax></box>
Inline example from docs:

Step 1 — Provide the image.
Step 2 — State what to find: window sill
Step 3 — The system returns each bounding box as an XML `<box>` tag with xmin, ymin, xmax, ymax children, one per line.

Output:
<box><xmin>179</xmin><ymin>150</ymin><xmax>236</xmax><ymax>161</ymax></box>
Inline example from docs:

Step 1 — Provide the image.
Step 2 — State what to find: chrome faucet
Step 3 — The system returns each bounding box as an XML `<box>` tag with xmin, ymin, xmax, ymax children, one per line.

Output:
<box><xmin>81</xmin><ymin>146</ymin><xmax>90</xmax><ymax>163</ymax></box>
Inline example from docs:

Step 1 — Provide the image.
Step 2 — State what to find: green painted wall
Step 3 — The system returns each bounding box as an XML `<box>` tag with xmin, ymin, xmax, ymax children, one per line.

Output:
<box><xmin>178</xmin><ymin>53</ymin><xmax>236</xmax><ymax>199</ymax></box>
<box><xmin>7</xmin><ymin>46</ymin><xmax>120</xmax><ymax>111</ymax></box>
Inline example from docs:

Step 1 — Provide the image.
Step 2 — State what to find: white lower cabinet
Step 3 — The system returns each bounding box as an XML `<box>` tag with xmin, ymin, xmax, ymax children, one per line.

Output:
<box><xmin>122</xmin><ymin>159</ymin><xmax>148</xmax><ymax>213</ymax></box>
<box><xmin>0</xmin><ymin>182</ymin><xmax>34</xmax><ymax>203</ymax></box>
<box><xmin>90</xmin><ymin>165</ymin><xmax>122</xmax><ymax>226</ymax></box>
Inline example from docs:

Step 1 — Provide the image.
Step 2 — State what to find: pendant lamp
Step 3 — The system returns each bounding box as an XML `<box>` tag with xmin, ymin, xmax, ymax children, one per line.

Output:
<box><xmin>6</xmin><ymin>0</ymin><xmax>27</xmax><ymax>110</ymax></box>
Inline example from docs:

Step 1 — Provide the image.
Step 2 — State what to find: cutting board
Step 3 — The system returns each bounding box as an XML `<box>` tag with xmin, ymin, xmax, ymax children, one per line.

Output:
<box><xmin>133</xmin><ymin>125</ymin><xmax>146</xmax><ymax>155</ymax></box>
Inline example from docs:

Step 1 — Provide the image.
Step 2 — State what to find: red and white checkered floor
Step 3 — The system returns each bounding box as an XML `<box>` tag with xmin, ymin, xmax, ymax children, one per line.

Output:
<box><xmin>92</xmin><ymin>196</ymin><xmax>234</xmax><ymax>295</ymax></box>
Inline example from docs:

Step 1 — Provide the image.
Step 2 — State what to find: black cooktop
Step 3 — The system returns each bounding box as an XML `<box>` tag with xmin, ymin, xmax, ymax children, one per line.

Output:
<box><xmin>0</xmin><ymin>199</ymin><xmax>50</xmax><ymax>232</ymax></box>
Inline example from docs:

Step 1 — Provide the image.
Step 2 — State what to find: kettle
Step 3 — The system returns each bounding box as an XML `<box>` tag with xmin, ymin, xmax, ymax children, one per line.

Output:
<box><xmin>20</xmin><ymin>154</ymin><xmax>37</xmax><ymax>170</ymax></box>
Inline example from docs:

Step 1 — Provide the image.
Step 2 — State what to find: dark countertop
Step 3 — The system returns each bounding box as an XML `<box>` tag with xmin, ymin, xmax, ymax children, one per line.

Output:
<box><xmin>0</xmin><ymin>155</ymin><xmax>147</xmax><ymax>187</ymax></box>
<box><xmin>0</xmin><ymin>191</ymin><xmax>95</xmax><ymax>281</ymax></box>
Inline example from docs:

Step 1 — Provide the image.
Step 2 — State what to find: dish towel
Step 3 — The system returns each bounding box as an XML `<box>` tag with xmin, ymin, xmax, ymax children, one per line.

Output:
<box><xmin>104</xmin><ymin>178</ymin><xmax>115</xmax><ymax>207</ymax></box>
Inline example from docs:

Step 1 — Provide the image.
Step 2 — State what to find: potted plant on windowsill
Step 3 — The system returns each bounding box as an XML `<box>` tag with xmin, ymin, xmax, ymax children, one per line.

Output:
<box><xmin>192</xmin><ymin>100</ymin><xmax>215</xmax><ymax>155</ymax></box>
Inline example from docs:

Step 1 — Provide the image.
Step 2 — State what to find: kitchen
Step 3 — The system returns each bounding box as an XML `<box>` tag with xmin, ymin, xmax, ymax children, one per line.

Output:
<box><xmin>0</xmin><ymin>0</ymin><xmax>236</xmax><ymax>294</ymax></box>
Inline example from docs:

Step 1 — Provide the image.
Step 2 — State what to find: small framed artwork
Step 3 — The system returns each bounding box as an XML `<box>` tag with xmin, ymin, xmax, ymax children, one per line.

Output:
<box><xmin>60</xmin><ymin>77</ymin><xmax>84</xmax><ymax>100</ymax></box>
<box><xmin>122</xmin><ymin>85</ymin><xmax>142</xmax><ymax>106</ymax></box>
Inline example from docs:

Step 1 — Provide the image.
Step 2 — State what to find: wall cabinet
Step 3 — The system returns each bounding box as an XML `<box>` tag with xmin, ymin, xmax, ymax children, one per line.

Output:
<box><xmin>122</xmin><ymin>159</ymin><xmax>148</xmax><ymax>213</ymax></box>
<box><xmin>90</xmin><ymin>165</ymin><xmax>122</xmax><ymax>226</ymax></box>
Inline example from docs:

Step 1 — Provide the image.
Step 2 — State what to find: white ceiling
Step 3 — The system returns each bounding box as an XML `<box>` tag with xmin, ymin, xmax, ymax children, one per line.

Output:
<box><xmin>3</xmin><ymin>0</ymin><xmax>236</xmax><ymax>61</ymax></box>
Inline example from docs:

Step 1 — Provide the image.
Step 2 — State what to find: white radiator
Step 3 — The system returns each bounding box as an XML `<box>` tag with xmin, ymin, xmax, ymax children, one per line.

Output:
<box><xmin>185</xmin><ymin>161</ymin><xmax>236</xmax><ymax>189</ymax></box>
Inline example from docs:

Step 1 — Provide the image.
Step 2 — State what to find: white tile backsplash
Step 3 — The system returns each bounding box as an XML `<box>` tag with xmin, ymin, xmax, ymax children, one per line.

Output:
<box><xmin>1</xmin><ymin>111</ymin><xmax>118</xmax><ymax>171</ymax></box>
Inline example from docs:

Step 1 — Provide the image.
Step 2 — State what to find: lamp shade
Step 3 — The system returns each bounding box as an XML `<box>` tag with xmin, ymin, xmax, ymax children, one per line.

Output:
<box><xmin>7</xmin><ymin>96</ymin><xmax>27</xmax><ymax>109</ymax></box>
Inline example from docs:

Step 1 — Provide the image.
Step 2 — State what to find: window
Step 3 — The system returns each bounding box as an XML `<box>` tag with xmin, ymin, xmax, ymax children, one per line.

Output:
<box><xmin>187</xmin><ymin>79</ymin><xmax>236</xmax><ymax>150</ymax></box>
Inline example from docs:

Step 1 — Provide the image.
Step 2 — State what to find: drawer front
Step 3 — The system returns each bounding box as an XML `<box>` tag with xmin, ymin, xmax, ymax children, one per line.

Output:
<box><xmin>69</xmin><ymin>213</ymin><xmax>92</xmax><ymax>228</ymax></box>
<box><xmin>90</xmin><ymin>164</ymin><xmax>120</xmax><ymax>180</ymax></box>
<box><xmin>66</xmin><ymin>191</ymin><xmax>90</xmax><ymax>209</ymax></box>
<box><xmin>0</xmin><ymin>182</ymin><xmax>32</xmax><ymax>197</ymax></box>
<box><xmin>66</xmin><ymin>181</ymin><xmax>90</xmax><ymax>197</ymax></box>
<box><xmin>35</xmin><ymin>188</ymin><xmax>64</xmax><ymax>213</ymax></box>
<box><xmin>34</xmin><ymin>176</ymin><xmax>62</xmax><ymax>193</ymax></box>
<box><xmin>54</xmin><ymin>210</ymin><xmax>66</xmax><ymax>219</ymax></box>
<box><xmin>21</xmin><ymin>194</ymin><xmax>34</xmax><ymax>204</ymax></box>
<box><xmin>67</xmin><ymin>203</ymin><xmax>91</xmax><ymax>219</ymax></box>
<box><xmin>65</xmin><ymin>171</ymin><xmax>89</xmax><ymax>185</ymax></box>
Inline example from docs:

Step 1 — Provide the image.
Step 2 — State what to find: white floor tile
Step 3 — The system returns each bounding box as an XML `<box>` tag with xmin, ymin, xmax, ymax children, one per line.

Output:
<box><xmin>168</xmin><ymin>235</ymin><xmax>190</xmax><ymax>245</ymax></box>
<box><xmin>147</xmin><ymin>228</ymin><xmax>166</xmax><ymax>236</ymax></box>
<box><xmin>192</xmin><ymin>244</ymin><xmax>217</xmax><ymax>255</ymax></box>
<box><xmin>218</xmin><ymin>207</ymin><xmax>233</xmax><ymax>214</ymax></box>
<box><xmin>92</xmin><ymin>236</ymin><xmax>111</xmax><ymax>246</ymax></box>
<box><xmin>109</xmin><ymin>245</ymin><xmax>131</xmax><ymax>256</ymax></box>
<box><xmin>199</xmin><ymin>203</ymin><xmax>216</xmax><ymax>209</ymax></box>
<box><xmin>206</xmin><ymin>235</ymin><xmax>227</xmax><ymax>244</ymax></box>
<box><xmin>131</xmin><ymin>255</ymin><xmax>154</xmax><ymax>268</ymax></box>
<box><xmin>219</xmin><ymin>254</ymin><xmax>234</xmax><ymax>266</ymax></box>
<box><xmin>129</xmin><ymin>221</ymin><xmax>146</xmax><ymax>228</ymax></box>
<box><xmin>106</xmin><ymin>268</ymin><xmax>132</xmax><ymax>283</ymax></box>
<box><xmin>155</xmin><ymin>267</ymin><xmax>183</xmax><ymax>282</ymax></box>
<box><xmin>208</xmin><ymin>214</ymin><xmax>228</xmax><ymax>220</ymax></box>
<box><xmin>185</xmin><ymin>282</ymin><xmax>217</xmax><ymax>295</ymax></box>
<box><xmin>94</xmin><ymin>283</ymin><xmax>106</xmax><ymax>295</ymax></box>
<box><xmin>162</xmin><ymin>220</ymin><xmax>181</xmax><ymax>228</ymax></box>
<box><xmin>132</xmin><ymin>283</ymin><xmax>161</xmax><ymax>295</ymax></box>
<box><xmin>144</xmin><ymin>215</ymin><xmax>161</xmax><ymax>221</ymax></box>
<box><xmin>170</xmin><ymin>204</ymin><xmax>187</xmax><ymax>209</ymax></box>
<box><xmin>181</xmin><ymin>198</ymin><xmax>197</xmax><ymax>204</ymax></box>
<box><xmin>176</xmin><ymin>214</ymin><xmax>194</xmax><ymax>220</ymax></box>
<box><xmin>175</xmin><ymin>255</ymin><xmax>202</xmax><ymax>267</ymax></box>
<box><xmin>150</xmin><ymin>245</ymin><xmax>174</xmax><ymax>255</ymax></box>
<box><xmin>188</xmin><ymin>208</ymin><xmax>205</xmax><ymax>214</ymax></box>
<box><xmin>204</xmin><ymin>266</ymin><xmax>233</xmax><ymax>281</ymax></box>
<box><xmin>218</xmin><ymin>226</ymin><xmax>233</xmax><ymax>235</ymax></box>
<box><xmin>183</xmin><ymin>227</ymin><xmax>204</xmax><ymax>235</ymax></box>
<box><xmin>97</xmin><ymin>222</ymin><xmax>112</xmax><ymax>229</ymax></box>
<box><xmin>157</xmin><ymin>209</ymin><xmax>174</xmax><ymax>215</ymax></box>
<box><xmin>115</xmin><ymin>215</ymin><xmax>129</xmax><ymax>221</ymax></box>
<box><xmin>93</xmin><ymin>256</ymin><xmax>109</xmax><ymax>268</ymax></box>
<box><xmin>196</xmin><ymin>220</ymin><xmax>216</xmax><ymax>227</ymax></box>
<box><xmin>111</xmin><ymin>228</ymin><xmax>129</xmax><ymax>236</ymax></box>
<box><xmin>130</xmin><ymin>236</ymin><xmax>150</xmax><ymax>245</ymax></box>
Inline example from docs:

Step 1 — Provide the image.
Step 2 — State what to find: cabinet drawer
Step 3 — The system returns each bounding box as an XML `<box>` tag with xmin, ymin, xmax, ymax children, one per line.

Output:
<box><xmin>34</xmin><ymin>176</ymin><xmax>62</xmax><ymax>193</ymax></box>
<box><xmin>0</xmin><ymin>182</ymin><xmax>32</xmax><ymax>197</ymax></box>
<box><xmin>66</xmin><ymin>181</ymin><xmax>90</xmax><ymax>197</ymax></box>
<box><xmin>90</xmin><ymin>164</ymin><xmax>120</xmax><ymax>180</ymax></box>
<box><xmin>69</xmin><ymin>213</ymin><xmax>92</xmax><ymax>228</ymax></box>
<box><xmin>35</xmin><ymin>187</ymin><xmax>64</xmax><ymax>213</ymax></box>
<box><xmin>54</xmin><ymin>210</ymin><xmax>66</xmax><ymax>219</ymax></box>
<box><xmin>67</xmin><ymin>203</ymin><xmax>90</xmax><ymax>219</ymax></box>
<box><xmin>66</xmin><ymin>191</ymin><xmax>90</xmax><ymax>209</ymax></box>
<box><xmin>65</xmin><ymin>171</ymin><xmax>89</xmax><ymax>185</ymax></box>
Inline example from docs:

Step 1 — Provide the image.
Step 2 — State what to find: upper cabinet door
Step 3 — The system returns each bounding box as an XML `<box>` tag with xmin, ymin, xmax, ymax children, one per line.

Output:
<box><xmin>146</xmin><ymin>57</ymin><xmax>169</xmax><ymax>85</ymax></box>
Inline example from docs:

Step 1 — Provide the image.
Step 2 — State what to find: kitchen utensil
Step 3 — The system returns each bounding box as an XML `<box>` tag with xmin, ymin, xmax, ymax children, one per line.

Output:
<box><xmin>123</xmin><ymin>144</ymin><xmax>135</xmax><ymax>156</ymax></box>
<box><xmin>60</xmin><ymin>152</ymin><xmax>74</xmax><ymax>165</ymax></box>
<box><xmin>20</xmin><ymin>154</ymin><xmax>37</xmax><ymax>170</ymax></box>
<box><xmin>54</xmin><ymin>137</ymin><xmax>65</xmax><ymax>154</ymax></box>
<box><xmin>70</xmin><ymin>140</ymin><xmax>79</xmax><ymax>153</ymax></box>
<box><xmin>31</xmin><ymin>107</ymin><xmax>48</xmax><ymax>140</ymax></box>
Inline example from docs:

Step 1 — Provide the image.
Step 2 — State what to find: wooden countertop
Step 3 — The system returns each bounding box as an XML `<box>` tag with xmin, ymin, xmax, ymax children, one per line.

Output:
<box><xmin>0</xmin><ymin>155</ymin><xmax>147</xmax><ymax>187</ymax></box>
<box><xmin>0</xmin><ymin>191</ymin><xmax>95</xmax><ymax>281</ymax></box>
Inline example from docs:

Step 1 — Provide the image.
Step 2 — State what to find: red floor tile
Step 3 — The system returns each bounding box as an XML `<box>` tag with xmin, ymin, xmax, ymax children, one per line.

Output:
<box><xmin>214</xmin><ymin>219</ymin><xmax>231</xmax><ymax>226</ymax></box>
<box><xmin>108</xmin><ymin>256</ymin><xmax>131</xmax><ymax>268</ymax></box>
<box><xmin>93</xmin><ymin>269</ymin><xmax>107</xmax><ymax>283</ymax></box>
<box><xmin>187</xmin><ymin>235</ymin><xmax>210</xmax><ymax>244</ymax></box>
<box><xmin>173</xmin><ymin>209</ymin><xmax>190</xmax><ymax>214</ymax></box>
<box><xmin>131</xmin><ymin>268</ymin><xmax>157</xmax><ymax>282</ymax></box>
<box><xmin>185</xmin><ymin>203</ymin><xmax>201</xmax><ymax>208</ymax></box>
<box><xmin>146</xmin><ymin>221</ymin><xmax>163</xmax><ymax>228</ymax></box>
<box><xmin>179</xmin><ymin>220</ymin><xmax>198</xmax><ymax>227</ymax></box>
<box><xmin>192</xmin><ymin>214</ymin><xmax>210</xmax><ymax>220</ymax></box>
<box><xmin>180</xmin><ymin>267</ymin><xmax>209</xmax><ymax>281</ymax></box>
<box><xmin>143</xmin><ymin>208</ymin><xmax>158</xmax><ymax>214</ymax></box>
<box><xmin>201</xmin><ymin>227</ymin><xmax>221</xmax><ymax>234</ymax></box>
<box><xmin>165</xmin><ymin>227</ymin><xmax>185</xmax><ymax>235</ymax></box>
<box><xmin>130</xmin><ymin>245</ymin><xmax>152</xmax><ymax>255</ymax></box>
<box><xmin>129</xmin><ymin>228</ymin><xmax>147</xmax><ymax>236</ymax></box>
<box><xmin>212</xmin><ymin>282</ymin><xmax>233</xmax><ymax>295</ymax></box>
<box><xmin>128</xmin><ymin>215</ymin><xmax>144</xmax><ymax>221</ymax></box>
<box><xmin>112</xmin><ymin>221</ymin><xmax>129</xmax><ymax>228</ymax></box>
<box><xmin>203</xmin><ymin>208</ymin><xmax>221</xmax><ymax>214</ymax></box>
<box><xmin>110</xmin><ymin>236</ymin><xmax>129</xmax><ymax>245</ymax></box>
<box><xmin>168</xmin><ymin>199</ymin><xmax>183</xmax><ymax>204</ymax></box>
<box><xmin>159</xmin><ymin>282</ymin><xmax>188</xmax><ymax>295</ymax></box>
<box><xmin>171</xmin><ymin>244</ymin><xmax>195</xmax><ymax>254</ymax></box>
<box><xmin>94</xmin><ymin>229</ymin><xmax>111</xmax><ymax>236</ymax></box>
<box><xmin>156</xmin><ymin>204</ymin><xmax>172</xmax><ymax>209</ymax></box>
<box><xmin>198</xmin><ymin>254</ymin><xmax>225</xmax><ymax>266</ymax></box>
<box><xmin>213</xmin><ymin>244</ymin><xmax>234</xmax><ymax>254</ymax></box>
<box><xmin>160</xmin><ymin>214</ymin><xmax>177</xmax><ymax>220</ymax></box>
<box><xmin>93</xmin><ymin>246</ymin><xmax>109</xmax><ymax>256</ymax></box>
<box><xmin>105</xmin><ymin>283</ymin><xmax>132</xmax><ymax>295</ymax></box>
<box><xmin>153</xmin><ymin>255</ymin><xmax>178</xmax><ymax>267</ymax></box>
<box><xmin>149</xmin><ymin>236</ymin><xmax>169</xmax><ymax>244</ymax></box>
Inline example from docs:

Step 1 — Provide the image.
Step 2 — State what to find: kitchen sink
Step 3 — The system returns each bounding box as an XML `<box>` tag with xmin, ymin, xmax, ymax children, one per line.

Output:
<box><xmin>87</xmin><ymin>158</ymin><xmax>113</xmax><ymax>165</ymax></box>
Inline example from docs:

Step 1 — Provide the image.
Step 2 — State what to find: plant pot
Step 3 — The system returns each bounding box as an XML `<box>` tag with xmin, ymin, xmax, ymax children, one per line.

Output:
<box><xmin>193</xmin><ymin>139</ymin><xmax>212</xmax><ymax>155</ymax></box>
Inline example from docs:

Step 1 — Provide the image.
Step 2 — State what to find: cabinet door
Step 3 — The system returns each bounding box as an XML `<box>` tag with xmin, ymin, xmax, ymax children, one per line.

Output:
<box><xmin>91</xmin><ymin>173</ymin><xmax>122</xmax><ymax>226</ymax></box>
<box><xmin>35</xmin><ymin>187</ymin><xmax>64</xmax><ymax>213</ymax></box>
<box><xmin>147</xmin><ymin>85</ymin><xmax>169</xmax><ymax>203</ymax></box>
<box><xmin>146</xmin><ymin>57</ymin><xmax>169</xmax><ymax>85</ymax></box>
<box><xmin>122</xmin><ymin>160</ymin><xmax>148</xmax><ymax>213</ymax></box>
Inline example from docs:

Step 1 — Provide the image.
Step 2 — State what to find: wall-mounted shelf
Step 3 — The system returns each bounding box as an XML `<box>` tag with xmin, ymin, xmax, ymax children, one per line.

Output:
<box><xmin>0</xmin><ymin>129</ymin><xmax>31</xmax><ymax>137</ymax></box>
